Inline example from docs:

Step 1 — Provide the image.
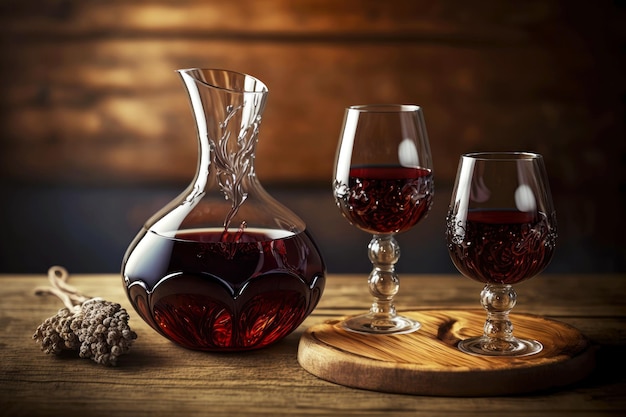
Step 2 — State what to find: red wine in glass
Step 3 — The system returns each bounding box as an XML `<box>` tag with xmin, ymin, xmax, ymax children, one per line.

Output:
<box><xmin>447</xmin><ymin>209</ymin><xmax>556</xmax><ymax>285</ymax></box>
<box><xmin>336</xmin><ymin>165</ymin><xmax>433</xmax><ymax>235</ymax></box>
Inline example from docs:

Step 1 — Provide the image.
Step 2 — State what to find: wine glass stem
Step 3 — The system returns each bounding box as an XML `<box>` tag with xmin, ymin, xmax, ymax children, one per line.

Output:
<box><xmin>367</xmin><ymin>234</ymin><xmax>400</xmax><ymax>318</ymax></box>
<box><xmin>480</xmin><ymin>284</ymin><xmax>517</xmax><ymax>346</ymax></box>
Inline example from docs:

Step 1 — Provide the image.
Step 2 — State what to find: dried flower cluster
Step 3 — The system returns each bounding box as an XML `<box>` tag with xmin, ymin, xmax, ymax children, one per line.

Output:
<box><xmin>33</xmin><ymin>298</ymin><xmax>137</xmax><ymax>366</ymax></box>
<box><xmin>33</xmin><ymin>266</ymin><xmax>137</xmax><ymax>366</ymax></box>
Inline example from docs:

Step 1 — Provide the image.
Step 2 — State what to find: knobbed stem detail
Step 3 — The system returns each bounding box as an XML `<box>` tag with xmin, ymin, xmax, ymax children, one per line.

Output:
<box><xmin>341</xmin><ymin>235</ymin><xmax>421</xmax><ymax>334</ymax></box>
<box><xmin>481</xmin><ymin>284</ymin><xmax>517</xmax><ymax>350</ymax></box>
<box><xmin>367</xmin><ymin>234</ymin><xmax>400</xmax><ymax>319</ymax></box>
<box><xmin>458</xmin><ymin>284</ymin><xmax>543</xmax><ymax>356</ymax></box>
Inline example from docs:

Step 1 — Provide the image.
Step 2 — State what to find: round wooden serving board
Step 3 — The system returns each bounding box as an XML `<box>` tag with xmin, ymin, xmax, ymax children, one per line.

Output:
<box><xmin>297</xmin><ymin>310</ymin><xmax>595</xmax><ymax>396</ymax></box>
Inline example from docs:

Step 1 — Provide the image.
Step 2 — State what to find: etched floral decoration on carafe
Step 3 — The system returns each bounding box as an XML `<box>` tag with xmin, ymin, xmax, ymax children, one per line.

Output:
<box><xmin>122</xmin><ymin>68</ymin><xmax>326</xmax><ymax>351</ymax></box>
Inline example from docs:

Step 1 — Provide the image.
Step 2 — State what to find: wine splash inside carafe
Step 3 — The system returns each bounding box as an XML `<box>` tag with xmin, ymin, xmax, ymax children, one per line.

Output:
<box><xmin>122</xmin><ymin>68</ymin><xmax>326</xmax><ymax>351</ymax></box>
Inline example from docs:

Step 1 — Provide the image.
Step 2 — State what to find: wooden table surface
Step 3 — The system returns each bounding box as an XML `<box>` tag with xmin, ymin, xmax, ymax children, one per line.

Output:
<box><xmin>1</xmin><ymin>273</ymin><xmax>625</xmax><ymax>417</ymax></box>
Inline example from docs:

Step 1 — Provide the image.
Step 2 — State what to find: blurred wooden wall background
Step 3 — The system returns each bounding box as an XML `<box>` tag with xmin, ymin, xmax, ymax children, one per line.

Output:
<box><xmin>0</xmin><ymin>0</ymin><xmax>624</xmax><ymax>273</ymax></box>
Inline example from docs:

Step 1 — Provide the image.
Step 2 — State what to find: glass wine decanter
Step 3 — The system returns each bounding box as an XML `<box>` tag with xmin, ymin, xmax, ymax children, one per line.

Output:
<box><xmin>122</xmin><ymin>68</ymin><xmax>326</xmax><ymax>351</ymax></box>
<box><xmin>333</xmin><ymin>104</ymin><xmax>434</xmax><ymax>334</ymax></box>
<box><xmin>446</xmin><ymin>152</ymin><xmax>557</xmax><ymax>356</ymax></box>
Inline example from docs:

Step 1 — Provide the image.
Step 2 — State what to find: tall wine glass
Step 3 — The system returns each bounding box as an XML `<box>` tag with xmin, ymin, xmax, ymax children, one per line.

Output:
<box><xmin>446</xmin><ymin>152</ymin><xmax>557</xmax><ymax>356</ymax></box>
<box><xmin>333</xmin><ymin>104</ymin><xmax>434</xmax><ymax>334</ymax></box>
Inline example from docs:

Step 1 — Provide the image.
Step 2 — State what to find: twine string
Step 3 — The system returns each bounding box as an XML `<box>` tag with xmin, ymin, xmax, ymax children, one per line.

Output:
<box><xmin>34</xmin><ymin>266</ymin><xmax>89</xmax><ymax>311</ymax></box>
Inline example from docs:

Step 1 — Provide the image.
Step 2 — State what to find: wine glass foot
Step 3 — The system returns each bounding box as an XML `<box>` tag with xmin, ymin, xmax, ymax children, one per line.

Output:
<box><xmin>458</xmin><ymin>336</ymin><xmax>543</xmax><ymax>357</ymax></box>
<box><xmin>341</xmin><ymin>313</ymin><xmax>421</xmax><ymax>335</ymax></box>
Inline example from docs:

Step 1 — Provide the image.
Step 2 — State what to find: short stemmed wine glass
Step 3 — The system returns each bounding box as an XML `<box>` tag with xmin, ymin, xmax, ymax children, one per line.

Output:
<box><xmin>446</xmin><ymin>152</ymin><xmax>557</xmax><ymax>356</ymax></box>
<box><xmin>333</xmin><ymin>104</ymin><xmax>434</xmax><ymax>334</ymax></box>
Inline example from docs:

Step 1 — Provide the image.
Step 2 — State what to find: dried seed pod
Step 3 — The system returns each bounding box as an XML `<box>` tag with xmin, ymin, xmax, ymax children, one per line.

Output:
<box><xmin>33</xmin><ymin>266</ymin><xmax>137</xmax><ymax>366</ymax></box>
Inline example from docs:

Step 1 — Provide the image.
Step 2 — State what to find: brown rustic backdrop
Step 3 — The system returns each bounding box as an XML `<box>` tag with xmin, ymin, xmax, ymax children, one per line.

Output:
<box><xmin>0</xmin><ymin>0</ymin><xmax>624</xmax><ymax>274</ymax></box>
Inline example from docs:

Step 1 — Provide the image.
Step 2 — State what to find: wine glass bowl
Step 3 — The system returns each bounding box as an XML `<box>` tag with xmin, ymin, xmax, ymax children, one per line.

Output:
<box><xmin>333</xmin><ymin>104</ymin><xmax>434</xmax><ymax>334</ymax></box>
<box><xmin>446</xmin><ymin>152</ymin><xmax>557</xmax><ymax>356</ymax></box>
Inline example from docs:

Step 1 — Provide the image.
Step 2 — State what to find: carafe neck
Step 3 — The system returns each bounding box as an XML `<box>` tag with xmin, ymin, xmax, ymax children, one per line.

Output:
<box><xmin>178</xmin><ymin>68</ymin><xmax>268</xmax><ymax>196</ymax></box>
